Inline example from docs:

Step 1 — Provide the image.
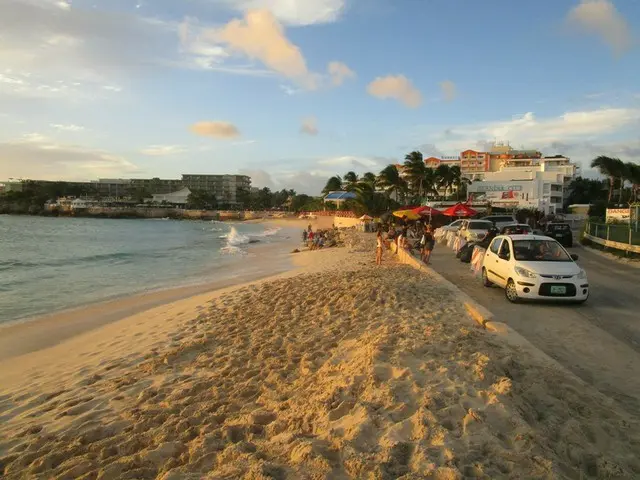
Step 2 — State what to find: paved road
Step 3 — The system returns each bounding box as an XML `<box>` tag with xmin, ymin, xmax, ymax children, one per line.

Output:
<box><xmin>428</xmin><ymin>241</ymin><xmax>640</xmax><ymax>418</ymax></box>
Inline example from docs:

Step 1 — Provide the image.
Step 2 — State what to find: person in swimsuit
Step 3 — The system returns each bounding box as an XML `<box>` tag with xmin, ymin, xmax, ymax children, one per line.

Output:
<box><xmin>376</xmin><ymin>230</ymin><xmax>384</xmax><ymax>265</ymax></box>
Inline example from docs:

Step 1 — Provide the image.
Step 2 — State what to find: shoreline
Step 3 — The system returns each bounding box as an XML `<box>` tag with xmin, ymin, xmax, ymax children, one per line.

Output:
<box><xmin>0</xmin><ymin>223</ymin><xmax>303</xmax><ymax>361</ymax></box>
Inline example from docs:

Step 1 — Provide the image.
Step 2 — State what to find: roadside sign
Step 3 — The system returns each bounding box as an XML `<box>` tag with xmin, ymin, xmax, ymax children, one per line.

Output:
<box><xmin>606</xmin><ymin>208</ymin><xmax>630</xmax><ymax>223</ymax></box>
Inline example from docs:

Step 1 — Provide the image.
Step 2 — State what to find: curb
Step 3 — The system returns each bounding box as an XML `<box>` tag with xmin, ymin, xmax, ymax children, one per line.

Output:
<box><xmin>393</xmin><ymin>246</ymin><xmax>506</xmax><ymax>331</ymax></box>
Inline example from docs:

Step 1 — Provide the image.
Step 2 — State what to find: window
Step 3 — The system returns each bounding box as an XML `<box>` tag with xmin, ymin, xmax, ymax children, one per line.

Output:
<box><xmin>512</xmin><ymin>240</ymin><xmax>572</xmax><ymax>262</ymax></box>
<box><xmin>499</xmin><ymin>240</ymin><xmax>511</xmax><ymax>259</ymax></box>
<box><xmin>489</xmin><ymin>238</ymin><xmax>502</xmax><ymax>254</ymax></box>
<box><xmin>468</xmin><ymin>221</ymin><xmax>493</xmax><ymax>230</ymax></box>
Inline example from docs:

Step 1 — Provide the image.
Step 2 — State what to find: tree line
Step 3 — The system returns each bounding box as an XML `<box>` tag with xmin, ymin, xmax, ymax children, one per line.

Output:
<box><xmin>322</xmin><ymin>151</ymin><xmax>470</xmax><ymax>208</ymax></box>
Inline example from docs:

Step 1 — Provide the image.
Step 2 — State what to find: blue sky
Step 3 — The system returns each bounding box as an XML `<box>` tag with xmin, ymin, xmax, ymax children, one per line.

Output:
<box><xmin>0</xmin><ymin>0</ymin><xmax>638</xmax><ymax>194</ymax></box>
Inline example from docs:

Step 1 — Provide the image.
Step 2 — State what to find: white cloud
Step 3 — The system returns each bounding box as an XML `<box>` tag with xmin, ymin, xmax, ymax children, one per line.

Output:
<box><xmin>180</xmin><ymin>10</ymin><xmax>354</xmax><ymax>90</ymax></box>
<box><xmin>50</xmin><ymin>123</ymin><xmax>84</xmax><ymax>132</ymax></box>
<box><xmin>0</xmin><ymin>134</ymin><xmax>139</xmax><ymax>181</ymax></box>
<box><xmin>367</xmin><ymin>75</ymin><xmax>422</xmax><ymax>109</ymax></box>
<box><xmin>328</xmin><ymin>61</ymin><xmax>356</xmax><ymax>86</ymax></box>
<box><xmin>232</xmin><ymin>139</ymin><xmax>257</xmax><ymax>146</ymax></box>
<box><xmin>0</xmin><ymin>0</ymin><xmax>178</xmax><ymax>100</ymax></box>
<box><xmin>190</xmin><ymin>121</ymin><xmax>241</xmax><ymax>138</ymax></box>
<box><xmin>140</xmin><ymin>145</ymin><xmax>187</xmax><ymax>156</ymax></box>
<box><xmin>240</xmin><ymin>154</ymin><xmax>393</xmax><ymax>195</ymax></box>
<box><xmin>300</xmin><ymin>117</ymin><xmax>318</xmax><ymax>136</ymax></box>
<box><xmin>214</xmin><ymin>0</ymin><xmax>347</xmax><ymax>26</ymax></box>
<box><xmin>280</xmin><ymin>84</ymin><xmax>301</xmax><ymax>95</ymax></box>
<box><xmin>439</xmin><ymin>80</ymin><xmax>457</xmax><ymax>102</ymax></box>
<box><xmin>567</xmin><ymin>0</ymin><xmax>633</xmax><ymax>55</ymax></box>
<box><xmin>424</xmin><ymin>108</ymin><xmax>640</xmax><ymax>153</ymax></box>
<box><xmin>316</xmin><ymin>155</ymin><xmax>391</xmax><ymax>174</ymax></box>
<box><xmin>0</xmin><ymin>70</ymin><xmax>118</xmax><ymax>101</ymax></box>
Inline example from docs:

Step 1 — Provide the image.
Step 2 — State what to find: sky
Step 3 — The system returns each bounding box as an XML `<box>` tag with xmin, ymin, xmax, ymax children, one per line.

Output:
<box><xmin>0</xmin><ymin>0</ymin><xmax>639</xmax><ymax>194</ymax></box>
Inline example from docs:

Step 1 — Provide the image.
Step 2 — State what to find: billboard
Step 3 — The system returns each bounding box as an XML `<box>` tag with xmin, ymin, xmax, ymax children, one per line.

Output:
<box><xmin>606</xmin><ymin>208</ymin><xmax>630</xmax><ymax>223</ymax></box>
<box><xmin>469</xmin><ymin>182</ymin><xmax>529</xmax><ymax>203</ymax></box>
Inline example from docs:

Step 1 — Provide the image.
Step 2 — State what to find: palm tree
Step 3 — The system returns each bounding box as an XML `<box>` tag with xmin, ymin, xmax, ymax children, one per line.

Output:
<box><xmin>566</xmin><ymin>176</ymin><xmax>607</xmax><ymax>205</ymax></box>
<box><xmin>591</xmin><ymin>156</ymin><xmax>624</xmax><ymax>205</ymax></box>
<box><xmin>322</xmin><ymin>175</ymin><xmax>343</xmax><ymax>195</ymax></box>
<box><xmin>377</xmin><ymin>164</ymin><xmax>406</xmax><ymax>202</ymax></box>
<box><xmin>353</xmin><ymin>181</ymin><xmax>390</xmax><ymax>215</ymax></box>
<box><xmin>343</xmin><ymin>171</ymin><xmax>359</xmax><ymax>191</ymax></box>
<box><xmin>625</xmin><ymin>162</ymin><xmax>640</xmax><ymax>203</ymax></box>
<box><xmin>361</xmin><ymin>172</ymin><xmax>377</xmax><ymax>187</ymax></box>
<box><xmin>450</xmin><ymin>166</ymin><xmax>471</xmax><ymax>200</ymax></box>
<box><xmin>435</xmin><ymin>164</ymin><xmax>455</xmax><ymax>198</ymax></box>
<box><xmin>403</xmin><ymin>151</ymin><xmax>427</xmax><ymax>199</ymax></box>
<box><xmin>422</xmin><ymin>167</ymin><xmax>439</xmax><ymax>197</ymax></box>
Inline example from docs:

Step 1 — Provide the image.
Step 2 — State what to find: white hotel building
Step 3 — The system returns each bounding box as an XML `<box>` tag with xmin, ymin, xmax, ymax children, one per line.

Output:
<box><xmin>422</xmin><ymin>143</ymin><xmax>578</xmax><ymax>214</ymax></box>
<box><xmin>467</xmin><ymin>156</ymin><xmax>578</xmax><ymax>214</ymax></box>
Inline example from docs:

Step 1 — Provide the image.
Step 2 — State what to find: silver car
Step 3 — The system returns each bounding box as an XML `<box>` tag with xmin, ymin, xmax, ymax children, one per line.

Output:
<box><xmin>459</xmin><ymin>219</ymin><xmax>494</xmax><ymax>242</ymax></box>
<box><xmin>481</xmin><ymin>215</ymin><xmax>517</xmax><ymax>230</ymax></box>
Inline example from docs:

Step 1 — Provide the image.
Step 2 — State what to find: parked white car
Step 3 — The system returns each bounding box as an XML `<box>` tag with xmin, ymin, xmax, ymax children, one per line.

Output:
<box><xmin>458</xmin><ymin>219</ymin><xmax>494</xmax><ymax>242</ymax></box>
<box><xmin>481</xmin><ymin>234</ymin><xmax>589</xmax><ymax>303</ymax></box>
<box><xmin>441</xmin><ymin>219</ymin><xmax>465</xmax><ymax>233</ymax></box>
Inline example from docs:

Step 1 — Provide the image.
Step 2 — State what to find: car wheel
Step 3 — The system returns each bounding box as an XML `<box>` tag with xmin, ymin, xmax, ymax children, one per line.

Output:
<box><xmin>505</xmin><ymin>279</ymin><xmax>519</xmax><ymax>303</ymax></box>
<box><xmin>482</xmin><ymin>268</ymin><xmax>493</xmax><ymax>287</ymax></box>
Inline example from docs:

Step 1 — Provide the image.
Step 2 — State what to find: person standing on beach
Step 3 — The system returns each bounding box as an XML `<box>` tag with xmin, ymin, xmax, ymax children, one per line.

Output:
<box><xmin>376</xmin><ymin>230</ymin><xmax>384</xmax><ymax>265</ymax></box>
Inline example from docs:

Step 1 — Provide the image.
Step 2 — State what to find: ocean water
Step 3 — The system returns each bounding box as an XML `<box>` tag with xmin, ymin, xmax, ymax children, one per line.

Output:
<box><xmin>0</xmin><ymin>215</ymin><xmax>296</xmax><ymax>324</ymax></box>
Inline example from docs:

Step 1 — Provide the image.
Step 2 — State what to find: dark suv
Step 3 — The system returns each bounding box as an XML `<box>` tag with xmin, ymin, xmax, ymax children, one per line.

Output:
<box><xmin>544</xmin><ymin>223</ymin><xmax>573</xmax><ymax>247</ymax></box>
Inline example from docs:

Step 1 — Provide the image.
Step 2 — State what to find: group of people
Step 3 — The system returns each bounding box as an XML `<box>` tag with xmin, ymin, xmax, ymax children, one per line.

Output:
<box><xmin>375</xmin><ymin>221</ymin><xmax>436</xmax><ymax>266</ymax></box>
<box><xmin>302</xmin><ymin>225</ymin><xmax>337</xmax><ymax>250</ymax></box>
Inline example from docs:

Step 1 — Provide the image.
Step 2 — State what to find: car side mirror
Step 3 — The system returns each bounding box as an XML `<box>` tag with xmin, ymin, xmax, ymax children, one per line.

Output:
<box><xmin>570</xmin><ymin>254</ymin><xmax>579</xmax><ymax>261</ymax></box>
<box><xmin>498</xmin><ymin>252</ymin><xmax>510</xmax><ymax>260</ymax></box>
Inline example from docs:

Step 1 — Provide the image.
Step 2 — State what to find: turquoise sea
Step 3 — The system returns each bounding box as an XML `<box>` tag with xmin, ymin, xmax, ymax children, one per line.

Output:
<box><xmin>0</xmin><ymin>215</ymin><xmax>296</xmax><ymax>324</ymax></box>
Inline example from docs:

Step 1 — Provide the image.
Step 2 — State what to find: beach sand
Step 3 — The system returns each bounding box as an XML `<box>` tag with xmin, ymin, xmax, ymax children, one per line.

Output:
<box><xmin>1</xmin><ymin>234</ymin><xmax>639</xmax><ymax>479</ymax></box>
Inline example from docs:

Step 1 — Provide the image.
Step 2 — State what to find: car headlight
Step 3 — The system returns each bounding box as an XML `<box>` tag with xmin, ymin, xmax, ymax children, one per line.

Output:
<box><xmin>514</xmin><ymin>266</ymin><xmax>537</xmax><ymax>279</ymax></box>
<box><xmin>577</xmin><ymin>269</ymin><xmax>587</xmax><ymax>279</ymax></box>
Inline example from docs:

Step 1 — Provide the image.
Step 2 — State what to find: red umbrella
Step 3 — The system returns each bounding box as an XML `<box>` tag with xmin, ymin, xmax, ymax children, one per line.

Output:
<box><xmin>411</xmin><ymin>205</ymin><xmax>442</xmax><ymax>216</ymax></box>
<box><xmin>442</xmin><ymin>202</ymin><xmax>477</xmax><ymax>217</ymax></box>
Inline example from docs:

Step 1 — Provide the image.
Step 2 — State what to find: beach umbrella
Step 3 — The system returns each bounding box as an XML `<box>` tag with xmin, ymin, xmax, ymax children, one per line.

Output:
<box><xmin>392</xmin><ymin>209</ymin><xmax>420</xmax><ymax>221</ymax></box>
<box><xmin>442</xmin><ymin>202</ymin><xmax>477</xmax><ymax>217</ymax></box>
<box><xmin>412</xmin><ymin>206</ymin><xmax>442</xmax><ymax>216</ymax></box>
<box><xmin>412</xmin><ymin>205</ymin><xmax>442</xmax><ymax>225</ymax></box>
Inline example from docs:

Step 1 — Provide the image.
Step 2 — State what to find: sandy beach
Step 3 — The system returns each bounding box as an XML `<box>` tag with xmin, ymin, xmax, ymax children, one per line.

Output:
<box><xmin>1</xmin><ymin>232</ymin><xmax>640</xmax><ymax>479</ymax></box>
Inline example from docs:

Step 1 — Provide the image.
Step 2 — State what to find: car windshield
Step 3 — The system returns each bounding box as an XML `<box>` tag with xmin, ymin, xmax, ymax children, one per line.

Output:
<box><xmin>468</xmin><ymin>221</ymin><xmax>492</xmax><ymax>229</ymax></box>
<box><xmin>512</xmin><ymin>239</ymin><xmax>573</xmax><ymax>262</ymax></box>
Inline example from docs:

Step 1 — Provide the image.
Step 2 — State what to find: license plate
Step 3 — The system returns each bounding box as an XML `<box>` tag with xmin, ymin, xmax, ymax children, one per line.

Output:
<box><xmin>550</xmin><ymin>286</ymin><xmax>566</xmax><ymax>294</ymax></box>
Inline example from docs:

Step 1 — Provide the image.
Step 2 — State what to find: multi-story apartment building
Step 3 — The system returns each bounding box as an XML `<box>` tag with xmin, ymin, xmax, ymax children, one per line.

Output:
<box><xmin>129</xmin><ymin>178</ymin><xmax>184</xmax><ymax>195</ymax></box>
<box><xmin>3</xmin><ymin>174</ymin><xmax>253</xmax><ymax>206</ymax></box>
<box><xmin>91</xmin><ymin>179</ymin><xmax>133</xmax><ymax>197</ymax></box>
<box><xmin>181</xmin><ymin>174</ymin><xmax>251</xmax><ymax>204</ymax></box>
